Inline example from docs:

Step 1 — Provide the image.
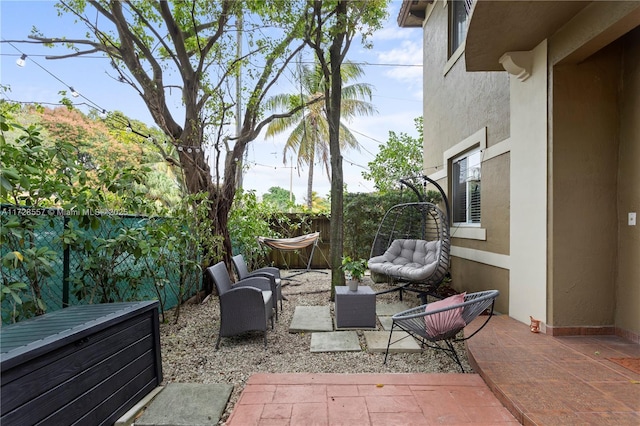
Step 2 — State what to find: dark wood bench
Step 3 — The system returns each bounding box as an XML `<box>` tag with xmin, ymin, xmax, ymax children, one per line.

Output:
<box><xmin>1</xmin><ymin>301</ymin><xmax>162</xmax><ymax>425</ymax></box>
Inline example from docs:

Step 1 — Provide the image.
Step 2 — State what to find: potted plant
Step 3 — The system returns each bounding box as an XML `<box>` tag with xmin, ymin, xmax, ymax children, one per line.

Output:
<box><xmin>340</xmin><ymin>256</ymin><xmax>368</xmax><ymax>291</ymax></box>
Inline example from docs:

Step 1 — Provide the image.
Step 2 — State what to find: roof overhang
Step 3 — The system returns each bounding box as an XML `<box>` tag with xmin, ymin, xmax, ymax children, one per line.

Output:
<box><xmin>398</xmin><ymin>0</ymin><xmax>434</xmax><ymax>28</ymax></box>
<box><xmin>465</xmin><ymin>1</ymin><xmax>590</xmax><ymax>71</ymax></box>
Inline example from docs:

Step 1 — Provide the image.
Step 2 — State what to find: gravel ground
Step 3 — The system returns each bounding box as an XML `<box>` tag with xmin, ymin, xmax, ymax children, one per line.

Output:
<box><xmin>158</xmin><ymin>269</ymin><xmax>471</xmax><ymax>424</ymax></box>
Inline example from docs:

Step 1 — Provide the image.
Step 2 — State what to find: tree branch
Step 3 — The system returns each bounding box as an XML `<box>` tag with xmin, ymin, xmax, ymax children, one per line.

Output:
<box><xmin>244</xmin><ymin>94</ymin><xmax>325</xmax><ymax>142</ymax></box>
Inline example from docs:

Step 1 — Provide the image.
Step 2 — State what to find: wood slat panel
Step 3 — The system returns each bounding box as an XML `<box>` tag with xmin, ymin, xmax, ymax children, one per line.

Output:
<box><xmin>37</xmin><ymin>354</ymin><xmax>156</xmax><ymax>425</ymax></box>
<box><xmin>0</xmin><ymin>302</ymin><xmax>162</xmax><ymax>426</ymax></box>
<box><xmin>1</xmin><ymin>319</ymin><xmax>152</xmax><ymax>414</ymax></box>
<box><xmin>2</xmin><ymin>337</ymin><xmax>153</xmax><ymax>425</ymax></box>
<box><xmin>1</xmin><ymin>312</ymin><xmax>150</xmax><ymax>385</ymax></box>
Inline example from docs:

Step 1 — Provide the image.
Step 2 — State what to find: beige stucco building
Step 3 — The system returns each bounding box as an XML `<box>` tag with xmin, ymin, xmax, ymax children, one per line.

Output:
<box><xmin>399</xmin><ymin>0</ymin><xmax>639</xmax><ymax>341</ymax></box>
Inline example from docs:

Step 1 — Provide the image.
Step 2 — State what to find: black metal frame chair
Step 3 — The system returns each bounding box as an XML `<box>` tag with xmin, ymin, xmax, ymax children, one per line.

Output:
<box><xmin>384</xmin><ymin>290</ymin><xmax>500</xmax><ymax>372</ymax></box>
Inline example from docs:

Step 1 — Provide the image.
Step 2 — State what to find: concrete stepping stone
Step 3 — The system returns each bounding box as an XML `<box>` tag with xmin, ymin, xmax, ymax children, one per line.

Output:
<box><xmin>135</xmin><ymin>383</ymin><xmax>233</xmax><ymax>426</ymax></box>
<box><xmin>310</xmin><ymin>331</ymin><xmax>361</xmax><ymax>352</ymax></box>
<box><xmin>378</xmin><ymin>316</ymin><xmax>394</xmax><ymax>331</ymax></box>
<box><xmin>375</xmin><ymin>302</ymin><xmax>411</xmax><ymax>317</ymax></box>
<box><xmin>289</xmin><ymin>305</ymin><xmax>333</xmax><ymax>332</ymax></box>
<box><xmin>363</xmin><ymin>330</ymin><xmax>422</xmax><ymax>353</ymax></box>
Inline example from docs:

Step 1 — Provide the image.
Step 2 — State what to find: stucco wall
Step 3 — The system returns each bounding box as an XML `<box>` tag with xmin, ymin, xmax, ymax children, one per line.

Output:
<box><xmin>422</xmin><ymin>2</ymin><xmax>511</xmax><ymax>310</ymax></box>
<box><xmin>550</xmin><ymin>43</ymin><xmax>621</xmax><ymax>327</ymax></box>
<box><xmin>422</xmin><ymin>4</ymin><xmax>510</xmax><ymax>171</ymax></box>
<box><xmin>507</xmin><ymin>41</ymin><xmax>549</xmax><ymax>326</ymax></box>
<box><xmin>450</xmin><ymin>257</ymin><xmax>509</xmax><ymax>315</ymax></box>
<box><xmin>469</xmin><ymin>154</ymin><xmax>510</xmax><ymax>255</ymax></box>
<box><xmin>616</xmin><ymin>27</ymin><xmax>640</xmax><ymax>335</ymax></box>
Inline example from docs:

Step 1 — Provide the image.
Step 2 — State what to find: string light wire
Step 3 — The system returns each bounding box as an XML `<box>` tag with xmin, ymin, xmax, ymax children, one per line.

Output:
<box><xmin>1</xmin><ymin>38</ymin><xmax>420</xmax><ymax>164</ymax></box>
<box><xmin>0</xmin><ymin>39</ymin><xmax>177</xmax><ymax>147</ymax></box>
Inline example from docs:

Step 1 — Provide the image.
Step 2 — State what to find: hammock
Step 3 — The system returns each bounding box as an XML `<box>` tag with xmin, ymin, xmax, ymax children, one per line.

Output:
<box><xmin>258</xmin><ymin>232</ymin><xmax>320</xmax><ymax>251</ymax></box>
<box><xmin>258</xmin><ymin>232</ymin><xmax>325</xmax><ymax>277</ymax></box>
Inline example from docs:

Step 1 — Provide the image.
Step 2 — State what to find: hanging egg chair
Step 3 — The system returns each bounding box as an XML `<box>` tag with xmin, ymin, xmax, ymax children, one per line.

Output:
<box><xmin>368</xmin><ymin>176</ymin><xmax>451</xmax><ymax>300</ymax></box>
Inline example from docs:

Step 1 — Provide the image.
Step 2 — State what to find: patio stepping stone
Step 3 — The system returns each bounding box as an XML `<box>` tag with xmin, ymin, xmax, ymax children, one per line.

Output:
<box><xmin>135</xmin><ymin>383</ymin><xmax>233</xmax><ymax>426</ymax></box>
<box><xmin>375</xmin><ymin>302</ymin><xmax>410</xmax><ymax>317</ymax></box>
<box><xmin>378</xmin><ymin>316</ymin><xmax>394</xmax><ymax>331</ymax></box>
<box><xmin>289</xmin><ymin>305</ymin><xmax>333</xmax><ymax>332</ymax></box>
<box><xmin>364</xmin><ymin>330</ymin><xmax>422</xmax><ymax>353</ymax></box>
<box><xmin>310</xmin><ymin>331</ymin><xmax>361</xmax><ymax>352</ymax></box>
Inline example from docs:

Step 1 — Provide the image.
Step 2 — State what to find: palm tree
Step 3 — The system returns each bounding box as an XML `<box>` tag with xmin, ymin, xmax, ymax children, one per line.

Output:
<box><xmin>304</xmin><ymin>191</ymin><xmax>329</xmax><ymax>214</ymax></box>
<box><xmin>265</xmin><ymin>59</ymin><xmax>376</xmax><ymax>208</ymax></box>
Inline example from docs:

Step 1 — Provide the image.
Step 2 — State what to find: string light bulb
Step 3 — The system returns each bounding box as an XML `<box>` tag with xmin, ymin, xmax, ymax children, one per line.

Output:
<box><xmin>16</xmin><ymin>54</ymin><xmax>27</xmax><ymax>67</ymax></box>
<box><xmin>69</xmin><ymin>87</ymin><xmax>79</xmax><ymax>97</ymax></box>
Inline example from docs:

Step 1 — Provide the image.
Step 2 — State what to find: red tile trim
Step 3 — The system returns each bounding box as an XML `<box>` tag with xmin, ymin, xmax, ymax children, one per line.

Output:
<box><xmin>616</xmin><ymin>326</ymin><xmax>640</xmax><ymax>344</ymax></box>
<box><xmin>545</xmin><ymin>325</ymin><xmax>615</xmax><ymax>336</ymax></box>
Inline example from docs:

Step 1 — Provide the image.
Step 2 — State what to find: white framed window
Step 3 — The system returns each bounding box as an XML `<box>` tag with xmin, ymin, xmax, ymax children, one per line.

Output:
<box><xmin>448</xmin><ymin>0</ymin><xmax>472</xmax><ymax>58</ymax></box>
<box><xmin>452</xmin><ymin>149</ymin><xmax>481</xmax><ymax>226</ymax></box>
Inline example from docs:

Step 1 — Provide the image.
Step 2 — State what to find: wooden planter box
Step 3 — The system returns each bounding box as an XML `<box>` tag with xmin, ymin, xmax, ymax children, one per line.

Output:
<box><xmin>1</xmin><ymin>301</ymin><xmax>163</xmax><ymax>425</ymax></box>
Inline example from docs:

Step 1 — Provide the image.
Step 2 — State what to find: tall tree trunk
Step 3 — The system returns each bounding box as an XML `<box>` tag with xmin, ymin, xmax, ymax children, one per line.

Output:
<box><xmin>327</xmin><ymin>0</ymin><xmax>347</xmax><ymax>298</ymax></box>
<box><xmin>307</xmin><ymin>148</ymin><xmax>315</xmax><ymax>209</ymax></box>
<box><xmin>176</xmin><ymin>124</ymin><xmax>237</xmax><ymax>293</ymax></box>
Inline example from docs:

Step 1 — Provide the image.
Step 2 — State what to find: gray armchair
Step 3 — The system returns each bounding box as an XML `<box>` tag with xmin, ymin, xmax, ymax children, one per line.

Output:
<box><xmin>232</xmin><ymin>254</ymin><xmax>283</xmax><ymax>314</ymax></box>
<box><xmin>206</xmin><ymin>261</ymin><xmax>274</xmax><ymax>349</ymax></box>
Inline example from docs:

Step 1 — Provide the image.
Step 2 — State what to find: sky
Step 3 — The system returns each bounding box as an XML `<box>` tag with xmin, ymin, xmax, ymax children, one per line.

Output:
<box><xmin>0</xmin><ymin>1</ymin><xmax>423</xmax><ymax>204</ymax></box>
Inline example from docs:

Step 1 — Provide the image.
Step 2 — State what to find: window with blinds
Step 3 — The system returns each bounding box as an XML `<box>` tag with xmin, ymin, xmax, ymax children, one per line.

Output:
<box><xmin>452</xmin><ymin>149</ymin><xmax>481</xmax><ymax>225</ymax></box>
<box><xmin>448</xmin><ymin>0</ymin><xmax>473</xmax><ymax>58</ymax></box>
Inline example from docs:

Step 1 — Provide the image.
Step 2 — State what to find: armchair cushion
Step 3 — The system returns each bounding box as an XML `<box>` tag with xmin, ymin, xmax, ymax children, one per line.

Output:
<box><xmin>424</xmin><ymin>292</ymin><xmax>466</xmax><ymax>338</ymax></box>
<box><xmin>234</xmin><ymin>276</ymin><xmax>272</xmax><ymax>293</ymax></box>
<box><xmin>368</xmin><ymin>239</ymin><xmax>441</xmax><ymax>281</ymax></box>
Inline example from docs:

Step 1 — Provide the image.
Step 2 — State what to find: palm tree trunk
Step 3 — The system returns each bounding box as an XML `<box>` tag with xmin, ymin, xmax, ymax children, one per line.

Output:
<box><xmin>307</xmin><ymin>149</ymin><xmax>315</xmax><ymax>209</ymax></box>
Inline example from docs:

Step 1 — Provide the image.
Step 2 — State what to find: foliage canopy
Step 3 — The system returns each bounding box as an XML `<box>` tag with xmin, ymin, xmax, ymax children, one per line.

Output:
<box><xmin>363</xmin><ymin>116</ymin><xmax>424</xmax><ymax>193</ymax></box>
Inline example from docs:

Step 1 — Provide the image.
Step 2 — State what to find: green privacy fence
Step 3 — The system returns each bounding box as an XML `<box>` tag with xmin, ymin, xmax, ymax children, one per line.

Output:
<box><xmin>1</xmin><ymin>205</ymin><xmax>200</xmax><ymax>324</ymax></box>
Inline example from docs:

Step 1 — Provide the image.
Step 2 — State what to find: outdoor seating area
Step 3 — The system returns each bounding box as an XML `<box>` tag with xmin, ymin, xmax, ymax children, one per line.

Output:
<box><xmin>223</xmin><ymin>316</ymin><xmax>640</xmax><ymax>426</ymax></box>
<box><xmin>155</xmin><ymin>269</ymin><xmax>477</xmax><ymax>423</ymax></box>
<box><xmin>9</xmin><ymin>265</ymin><xmax>635</xmax><ymax>425</ymax></box>
<box><xmin>3</xmin><ymin>2</ymin><xmax>639</xmax><ymax>426</ymax></box>
<box><xmin>147</xmin><ymin>268</ymin><xmax>639</xmax><ymax>425</ymax></box>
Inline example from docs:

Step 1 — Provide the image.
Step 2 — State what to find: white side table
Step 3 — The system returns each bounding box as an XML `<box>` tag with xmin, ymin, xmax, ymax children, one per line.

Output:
<box><xmin>335</xmin><ymin>285</ymin><xmax>376</xmax><ymax>329</ymax></box>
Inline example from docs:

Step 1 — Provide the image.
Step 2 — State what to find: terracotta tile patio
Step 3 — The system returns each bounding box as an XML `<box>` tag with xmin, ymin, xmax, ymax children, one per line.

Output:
<box><xmin>466</xmin><ymin>315</ymin><xmax>640</xmax><ymax>425</ymax></box>
<box><xmin>225</xmin><ymin>313</ymin><xmax>639</xmax><ymax>425</ymax></box>
<box><xmin>226</xmin><ymin>372</ymin><xmax>518</xmax><ymax>425</ymax></box>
